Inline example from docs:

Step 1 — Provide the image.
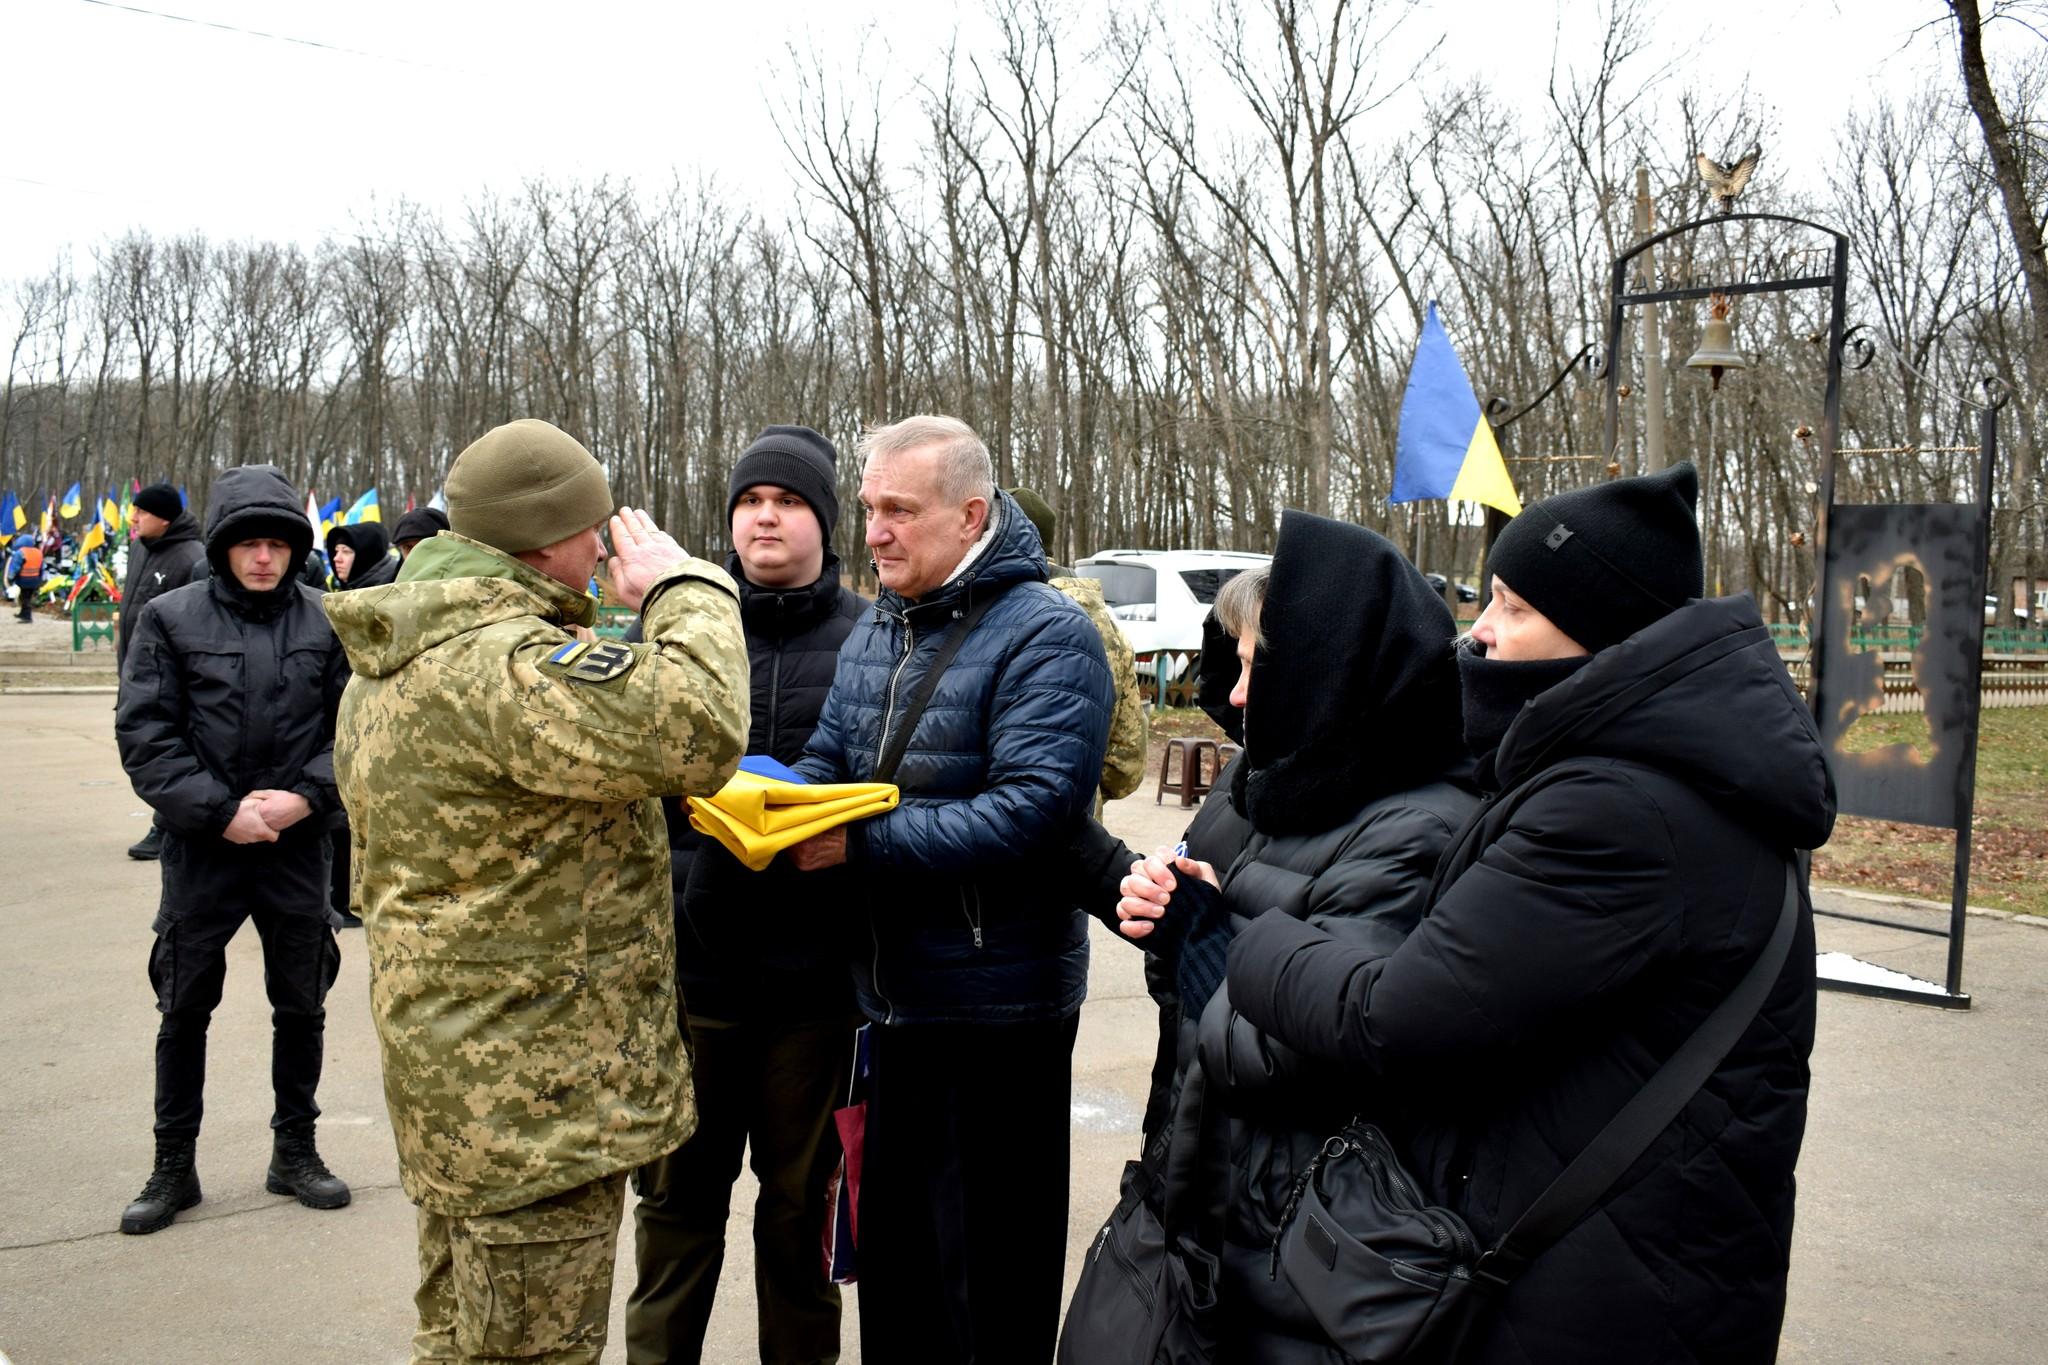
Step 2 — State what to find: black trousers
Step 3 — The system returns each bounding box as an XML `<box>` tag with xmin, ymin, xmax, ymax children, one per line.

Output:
<box><xmin>625</xmin><ymin>1013</ymin><xmax>857</xmax><ymax>1364</ymax></box>
<box><xmin>857</xmin><ymin>1013</ymin><xmax>1080</xmax><ymax>1365</ymax></box>
<box><xmin>149</xmin><ymin>908</ymin><xmax>340</xmax><ymax>1140</ymax></box>
<box><xmin>15</xmin><ymin>577</ymin><xmax>41</xmax><ymax>620</ymax></box>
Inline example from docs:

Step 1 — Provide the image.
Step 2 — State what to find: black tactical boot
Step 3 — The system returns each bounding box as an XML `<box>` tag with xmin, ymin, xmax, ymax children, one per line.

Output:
<box><xmin>265</xmin><ymin>1126</ymin><xmax>351</xmax><ymax>1209</ymax></box>
<box><xmin>126</xmin><ymin>825</ymin><xmax>164</xmax><ymax>861</ymax></box>
<box><xmin>120</xmin><ymin>1138</ymin><xmax>201</xmax><ymax>1234</ymax></box>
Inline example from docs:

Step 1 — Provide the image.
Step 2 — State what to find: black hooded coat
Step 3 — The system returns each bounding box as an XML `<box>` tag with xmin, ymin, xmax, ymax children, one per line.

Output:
<box><xmin>116</xmin><ymin>466</ymin><xmax>349</xmax><ymax>924</ymax></box>
<box><xmin>1134</xmin><ymin>511</ymin><xmax>1480</xmax><ymax>1361</ymax></box>
<box><xmin>118</xmin><ymin>508</ymin><xmax>207</xmax><ymax>669</ymax></box>
<box><xmin>1228</xmin><ymin>594</ymin><xmax>1834</xmax><ymax>1364</ymax></box>
<box><xmin>326</xmin><ymin>521</ymin><xmax>398</xmax><ymax>590</ymax></box>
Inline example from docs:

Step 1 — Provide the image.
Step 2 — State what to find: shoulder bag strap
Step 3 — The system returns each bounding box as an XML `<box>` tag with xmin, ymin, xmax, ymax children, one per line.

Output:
<box><xmin>1475</xmin><ymin>861</ymin><xmax>1802</xmax><ymax>1288</ymax></box>
<box><xmin>870</xmin><ymin>588</ymin><xmax>1004</xmax><ymax>784</ymax></box>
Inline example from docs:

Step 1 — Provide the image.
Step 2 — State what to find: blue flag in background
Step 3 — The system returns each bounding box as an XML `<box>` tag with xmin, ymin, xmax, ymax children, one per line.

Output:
<box><xmin>1390</xmin><ymin>303</ymin><xmax>1522</xmax><ymax>516</ymax></box>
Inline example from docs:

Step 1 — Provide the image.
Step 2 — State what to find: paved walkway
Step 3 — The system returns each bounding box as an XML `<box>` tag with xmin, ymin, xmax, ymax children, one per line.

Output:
<box><xmin>1</xmin><ymin>692</ymin><xmax>2043</xmax><ymax>1362</ymax></box>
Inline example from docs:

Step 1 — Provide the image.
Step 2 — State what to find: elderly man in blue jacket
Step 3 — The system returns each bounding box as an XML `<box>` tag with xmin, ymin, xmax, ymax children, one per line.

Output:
<box><xmin>788</xmin><ymin>414</ymin><xmax>1114</xmax><ymax>1364</ymax></box>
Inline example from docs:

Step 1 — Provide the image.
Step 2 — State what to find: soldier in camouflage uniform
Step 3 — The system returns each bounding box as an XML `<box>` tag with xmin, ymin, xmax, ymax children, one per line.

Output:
<box><xmin>1007</xmin><ymin>487</ymin><xmax>1149</xmax><ymax>804</ymax></box>
<box><xmin>323</xmin><ymin>419</ymin><xmax>750</xmax><ymax>1364</ymax></box>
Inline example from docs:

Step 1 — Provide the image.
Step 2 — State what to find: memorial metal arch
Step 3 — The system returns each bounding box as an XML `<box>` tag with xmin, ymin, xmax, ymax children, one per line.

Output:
<box><xmin>1592</xmin><ymin>210</ymin><xmax>1998</xmax><ymax>1009</ymax></box>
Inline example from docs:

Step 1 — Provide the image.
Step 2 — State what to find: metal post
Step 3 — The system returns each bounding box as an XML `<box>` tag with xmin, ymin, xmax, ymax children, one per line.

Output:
<box><xmin>1947</xmin><ymin>395</ymin><xmax>2002</xmax><ymax>997</ymax></box>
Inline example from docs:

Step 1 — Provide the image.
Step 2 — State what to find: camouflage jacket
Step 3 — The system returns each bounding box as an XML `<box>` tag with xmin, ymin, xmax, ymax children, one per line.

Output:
<box><xmin>323</xmin><ymin>533</ymin><xmax>748</xmax><ymax>1217</ymax></box>
<box><xmin>1051</xmin><ymin>574</ymin><xmax>1149</xmax><ymax>802</ymax></box>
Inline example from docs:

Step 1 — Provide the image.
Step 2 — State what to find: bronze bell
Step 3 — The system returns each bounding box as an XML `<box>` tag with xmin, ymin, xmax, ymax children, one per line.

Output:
<box><xmin>1687</xmin><ymin>293</ymin><xmax>1748</xmax><ymax>390</ymax></box>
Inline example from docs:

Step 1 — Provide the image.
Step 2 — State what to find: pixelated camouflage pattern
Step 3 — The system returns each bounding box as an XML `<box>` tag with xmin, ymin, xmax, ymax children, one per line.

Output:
<box><xmin>323</xmin><ymin>532</ymin><xmax>748</xmax><ymax>1218</ymax></box>
<box><xmin>413</xmin><ymin>1171</ymin><xmax>626</xmax><ymax>1362</ymax></box>
<box><xmin>1052</xmin><ymin>574</ymin><xmax>1149</xmax><ymax>801</ymax></box>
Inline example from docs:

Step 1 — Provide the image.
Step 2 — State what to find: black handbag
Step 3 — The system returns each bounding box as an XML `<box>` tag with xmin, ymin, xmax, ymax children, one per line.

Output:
<box><xmin>1272</xmin><ymin>863</ymin><xmax>1802</xmax><ymax>1364</ymax></box>
<box><xmin>1058</xmin><ymin>1063</ymin><xmax>1227</xmax><ymax>1364</ymax></box>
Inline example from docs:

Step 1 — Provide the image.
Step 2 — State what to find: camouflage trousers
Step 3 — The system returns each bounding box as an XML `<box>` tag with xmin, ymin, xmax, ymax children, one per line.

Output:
<box><xmin>412</xmin><ymin>1172</ymin><xmax>628</xmax><ymax>1364</ymax></box>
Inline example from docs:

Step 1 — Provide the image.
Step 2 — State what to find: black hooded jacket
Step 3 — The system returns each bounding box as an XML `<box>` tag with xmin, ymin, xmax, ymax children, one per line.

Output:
<box><xmin>327</xmin><ymin>521</ymin><xmax>398</xmax><ymax>590</ymax></box>
<box><xmin>666</xmin><ymin>553</ymin><xmax>866</xmax><ymax>1022</ymax></box>
<box><xmin>118</xmin><ymin>508</ymin><xmax>207</xmax><ymax>669</ymax></box>
<box><xmin>1228</xmin><ymin>595</ymin><xmax>1834</xmax><ymax>1365</ymax></box>
<box><xmin>116</xmin><ymin>466</ymin><xmax>349</xmax><ymax>923</ymax></box>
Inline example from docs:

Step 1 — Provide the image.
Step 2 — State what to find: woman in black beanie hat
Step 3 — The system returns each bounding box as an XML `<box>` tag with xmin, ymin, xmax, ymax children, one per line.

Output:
<box><xmin>1224</xmin><ymin>463</ymin><xmax>1837</xmax><ymax>1364</ymax></box>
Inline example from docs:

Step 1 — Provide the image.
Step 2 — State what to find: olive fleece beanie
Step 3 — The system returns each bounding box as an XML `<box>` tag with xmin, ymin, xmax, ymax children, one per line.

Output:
<box><xmin>446</xmin><ymin>419</ymin><xmax>614</xmax><ymax>554</ymax></box>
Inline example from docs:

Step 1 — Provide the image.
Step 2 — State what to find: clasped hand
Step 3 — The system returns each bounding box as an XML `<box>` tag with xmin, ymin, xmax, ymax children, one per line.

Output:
<box><xmin>1115</xmin><ymin>848</ymin><xmax>1219</xmax><ymax>941</ymax></box>
<box><xmin>223</xmin><ymin>789</ymin><xmax>312</xmax><ymax>845</ymax></box>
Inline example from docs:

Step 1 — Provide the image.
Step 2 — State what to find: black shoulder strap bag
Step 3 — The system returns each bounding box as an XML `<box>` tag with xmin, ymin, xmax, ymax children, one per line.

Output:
<box><xmin>1270</xmin><ymin>862</ymin><xmax>1804</xmax><ymax>1364</ymax></box>
<box><xmin>868</xmin><ymin>589</ymin><xmax>1003</xmax><ymax>784</ymax></box>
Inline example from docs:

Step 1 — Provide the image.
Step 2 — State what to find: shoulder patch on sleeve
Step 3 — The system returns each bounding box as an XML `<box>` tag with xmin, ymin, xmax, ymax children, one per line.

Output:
<box><xmin>541</xmin><ymin>639</ymin><xmax>639</xmax><ymax>685</ymax></box>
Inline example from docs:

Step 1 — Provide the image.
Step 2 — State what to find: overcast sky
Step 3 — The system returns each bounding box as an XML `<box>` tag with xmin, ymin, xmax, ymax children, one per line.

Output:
<box><xmin>0</xmin><ymin>0</ymin><xmax>2024</xmax><ymax>282</ymax></box>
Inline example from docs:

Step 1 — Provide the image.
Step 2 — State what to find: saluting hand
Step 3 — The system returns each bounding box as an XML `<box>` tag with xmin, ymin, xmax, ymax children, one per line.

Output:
<box><xmin>606</xmin><ymin>507</ymin><xmax>690</xmax><ymax>613</ymax></box>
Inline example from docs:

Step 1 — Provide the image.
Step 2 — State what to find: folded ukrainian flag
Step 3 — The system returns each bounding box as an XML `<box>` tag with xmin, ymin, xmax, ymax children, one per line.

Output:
<box><xmin>687</xmin><ymin>755</ymin><xmax>899</xmax><ymax>871</ymax></box>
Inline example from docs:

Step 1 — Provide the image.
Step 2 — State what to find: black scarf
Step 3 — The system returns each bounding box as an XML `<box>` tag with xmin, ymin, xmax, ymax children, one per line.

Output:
<box><xmin>1457</xmin><ymin>648</ymin><xmax>1592</xmax><ymax>785</ymax></box>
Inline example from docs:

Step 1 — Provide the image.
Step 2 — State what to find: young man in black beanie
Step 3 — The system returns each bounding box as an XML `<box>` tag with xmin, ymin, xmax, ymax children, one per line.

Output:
<box><xmin>625</xmin><ymin>423</ymin><xmax>867</xmax><ymax>1365</ymax></box>
<box><xmin>1225</xmin><ymin>461</ymin><xmax>1834</xmax><ymax>1365</ymax></box>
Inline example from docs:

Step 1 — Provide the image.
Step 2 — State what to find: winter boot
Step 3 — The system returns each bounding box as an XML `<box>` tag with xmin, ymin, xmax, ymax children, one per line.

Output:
<box><xmin>127</xmin><ymin>825</ymin><xmax>164</xmax><ymax>861</ymax></box>
<box><xmin>119</xmin><ymin>1138</ymin><xmax>201</xmax><ymax>1235</ymax></box>
<box><xmin>265</xmin><ymin>1126</ymin><xmax>351</xmax><ymax>1209</ymax></box>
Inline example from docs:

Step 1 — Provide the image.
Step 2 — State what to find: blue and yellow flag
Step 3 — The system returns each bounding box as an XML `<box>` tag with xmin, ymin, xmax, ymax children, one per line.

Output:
<box><xmin>101</xmin><ymin>495</ymin><xmax>124</xmax><ymax>534</ymax></box>
<box><xmin>1</xmin><ymin>492</ymin><xmax>22</xmax><ymax>534</ymax></box>
<box><xmin>59</xmin><ymin>483</ymin><xmax>82</xmax><ymax>518</ymax></box>
<box><xmin>1390</xmin><ymin>303</ymin><xmax>1521</xmax><ymax>517</ymax></box>
<box><xmin>345</xmin><ymin>488</ymin><xmax>381</xmax><ymax>524</ymax></box>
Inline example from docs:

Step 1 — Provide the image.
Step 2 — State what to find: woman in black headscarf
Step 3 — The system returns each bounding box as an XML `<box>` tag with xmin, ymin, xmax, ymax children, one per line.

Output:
<box><xmin>1106</xmin><ymin>509</ymin><xmax>1479</xmax><ymax>1361</ymax></box>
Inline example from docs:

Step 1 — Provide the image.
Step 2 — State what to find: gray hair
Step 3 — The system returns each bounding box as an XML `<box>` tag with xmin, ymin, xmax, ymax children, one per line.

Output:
<box><xmin>1213</xmin><ymin>564</ymin><xmax>1270</xmax><ymax>647</ymax></box>
<box><xmin>857</xmin><ymin>415</ymin><xmax>994</xmax><ymax>506</ymax></box>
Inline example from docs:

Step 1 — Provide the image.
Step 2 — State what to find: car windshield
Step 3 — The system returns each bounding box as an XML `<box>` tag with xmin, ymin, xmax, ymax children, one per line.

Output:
<box><xmin>1178</xmin><ymin>568</ymin><xmax>1243</xmax><ymax>605</ymax></box>
<box><xmin>1078</xmin><ymin>563</ymin><xmax>1157</xmax><ymax>607</ymax></box>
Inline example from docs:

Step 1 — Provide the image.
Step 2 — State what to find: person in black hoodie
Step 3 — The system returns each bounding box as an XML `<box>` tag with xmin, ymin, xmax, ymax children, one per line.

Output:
<box><xmin>318</xmin><ymin>518</ymin><xmax>399</xmax><ymax>929</ymax></box>
<box><xmin>1228</xmin><ymin>464</ymin><xmax>1833</xmax><ymax>1364</ymax></box>
<box><xmin>119</xmin><ymin>482</ymin><xmax>209</xmax><ymax>862</ymax></box>
<box><xmin>1102</xmin><ymin>512</ymin><xmax>1479</xmax><ymax>1362</ymax></box>
<box><xmin>324</xmin><ymin>520</ymin><xmax>398</xmax><ymax>590</ymax></box>
<box><xmin>113</xmin><ymin>465</ymin><xmax>353</xmax><ymax>1236</ymax></box>
<box><xmin>624</xmin><ymin>425</ymin><xmax>866</xmax><ymax>1365</ymax></box>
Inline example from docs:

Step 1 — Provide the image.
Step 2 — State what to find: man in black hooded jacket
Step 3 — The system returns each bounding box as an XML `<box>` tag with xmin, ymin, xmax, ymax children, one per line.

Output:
<box><xmin>625</xmin><ymin>425</ymin><xmax>866</xmax><ymax>1365</ymax></box>
<box><xmin>119</xmin><ymin>482</ymin><xmax>208</xmax><ymax>862</ymax></box>
<box><xmin>114</xmin><ymin>465</ymin><xmax>354</xmax><ymax>1236</ymax></box>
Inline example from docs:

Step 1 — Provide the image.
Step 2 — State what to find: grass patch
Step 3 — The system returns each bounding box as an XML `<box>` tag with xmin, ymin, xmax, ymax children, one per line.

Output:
<box><xmin>1813</xmin><ymin>708</ymin><xmax>2048</xmax><ymax>915</ymax></box>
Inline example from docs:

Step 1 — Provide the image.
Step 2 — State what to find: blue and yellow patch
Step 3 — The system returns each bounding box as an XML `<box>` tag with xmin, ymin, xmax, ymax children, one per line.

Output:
<box><xmin>541</xmin><ymin>639</ymin><xmax>638</xmax><ymax>684</ymax></box>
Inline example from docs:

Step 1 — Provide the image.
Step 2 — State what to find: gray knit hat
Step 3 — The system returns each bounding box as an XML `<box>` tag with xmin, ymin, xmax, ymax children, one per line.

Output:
<box><xmin>446</xmin><ymin>419</ymin><xmax>613</xmax><ymax>554</ymax></box>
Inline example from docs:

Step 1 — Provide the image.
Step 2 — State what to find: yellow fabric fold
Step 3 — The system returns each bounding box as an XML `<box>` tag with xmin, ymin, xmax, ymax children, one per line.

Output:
<box><xmin>686</xmin><ymin>769</ymin><xmax>900</xmax><ymax>872</ymax></box>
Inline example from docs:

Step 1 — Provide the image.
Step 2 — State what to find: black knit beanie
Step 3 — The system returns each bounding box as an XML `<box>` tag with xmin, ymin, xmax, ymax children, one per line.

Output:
<box><xmin>133</xmin><ymin>482</ymin><xmax>182</xmax><ymax>521</ymax></box>
<box><xmin>1486</xmin><ymin>462</ymin><xmax>1703</xmax><ymax>653</ymax></box>
<box><xmin>727</xmin><ymin>426</ymin><xmax>840</xmax><ymax>549</ymax></box>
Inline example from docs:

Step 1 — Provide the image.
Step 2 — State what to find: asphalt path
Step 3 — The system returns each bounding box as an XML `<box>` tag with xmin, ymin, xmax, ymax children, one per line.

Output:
<box><xmin>1</xmin><ymin>693</ymin><xmax>2043</xmax><ymax>1362</ymax></box>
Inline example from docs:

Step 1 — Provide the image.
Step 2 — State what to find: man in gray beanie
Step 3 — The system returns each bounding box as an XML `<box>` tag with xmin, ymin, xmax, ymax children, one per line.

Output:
<box><xmin>323</xmin><ymin>418</ymin><xmax>751</xmax><ymax>1363</ymax></box>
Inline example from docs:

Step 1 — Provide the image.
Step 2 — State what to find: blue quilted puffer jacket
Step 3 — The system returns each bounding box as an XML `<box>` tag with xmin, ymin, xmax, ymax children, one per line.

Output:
<box><xmin>796</xmin><ymin>491</ymin><xmax>1114</xmax><ymax>1025</ymax></box>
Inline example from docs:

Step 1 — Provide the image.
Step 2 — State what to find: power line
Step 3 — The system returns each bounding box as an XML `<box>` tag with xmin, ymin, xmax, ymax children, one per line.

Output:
<box><xmin>76</xmin><ymin>0</ymin><xmax>454</xmax><ymax>71</ymax></box>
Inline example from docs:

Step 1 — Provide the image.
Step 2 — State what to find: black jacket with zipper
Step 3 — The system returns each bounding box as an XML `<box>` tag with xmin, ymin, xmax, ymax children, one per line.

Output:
<box><xmin>657</xmin><ymin>553</ymin><xmax>865</xmax><ymax>1022</ymax></box>
<box><xmin>118</xmin><ymin>509</ymin><xmax>207</xmax><ymax>671</ymax></box>
<box><xmin>115</xmin><ymin>467</ymin><xmax>347</xmax><ymax>925</ymax></box>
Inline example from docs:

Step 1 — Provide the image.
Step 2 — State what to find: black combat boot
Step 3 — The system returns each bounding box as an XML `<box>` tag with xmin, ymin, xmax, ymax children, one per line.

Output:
<box><xmin>119</xmin><ymin>1138</ymin><xmax>201</xmax><ymax>1234</ymax></box>
<box><xmin>265</xmin><ymin>1125</ymin><xmax>351</xmax><ymax>1209</ymax></box>
<box><xmin>126</xmin><ymin>825</ymin><xmax>164</xmax><ymax>860</ymax></box>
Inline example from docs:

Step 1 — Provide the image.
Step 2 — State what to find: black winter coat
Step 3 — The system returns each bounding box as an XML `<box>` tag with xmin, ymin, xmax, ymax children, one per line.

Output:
<box><xmin>795</xmin><ymin>491</ymin><xmax>1115</xmax><ymax>1025</ymax></box>
<box><xmin>1229</xmin><ymin>595</ymin><xmax>1834</xmax><ymax>1365</ymax></box>
<box><xmin>116</xmin><ymin>467</ymin><xmax>348</xmax><ymax>926</ymax></box>
<box><xmin>118</xmin><ymin>510</ymin><xmax>207</xmax><ymax>669</ymax></box>
<box><xmin>327</xmin><ymin>521</ymin><xmax>398</xmax><ymax>590</ymax></box>
<box><xmin>668</xmin><ymin>555</ymin><xmax>866</xmax><ymax>1022</ymax></box>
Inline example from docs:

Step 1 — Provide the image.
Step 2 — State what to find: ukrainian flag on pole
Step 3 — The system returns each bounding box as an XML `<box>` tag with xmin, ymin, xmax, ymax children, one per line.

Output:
<box><xmin>60</xmin><ymin>483</ymin><xmax>83</xmax><ymax>518</ymax></box>
<box><xmin>345</xmin><ymin>488</ymin><xmax>381</xmax><ymax>524</ymax></box>
<box><xmin>1390</xmin><ymin>303</ymin><xmax>1521</xmax><ymax>517</ymax></box>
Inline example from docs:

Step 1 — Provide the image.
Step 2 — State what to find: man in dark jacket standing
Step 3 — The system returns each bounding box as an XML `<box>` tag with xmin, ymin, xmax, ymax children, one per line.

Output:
<box><xmin>114</xmin><ymin>465</ymin><xmax>353</xmax><ymax>1236</ymax></box>
<box><xmin>625</xmin><ymin>425</ymin><xmax>866</xmax><ymax>1365</ymax></box>
<box><xmin>118</xmin><ymin>482</ymin><xmax>207</xmax><ymax>861</ymax></box>
<box><xmin>788</xmin><ymin>415</ymin><xmax>1114</xmax><ymax>1364</ymax></box>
